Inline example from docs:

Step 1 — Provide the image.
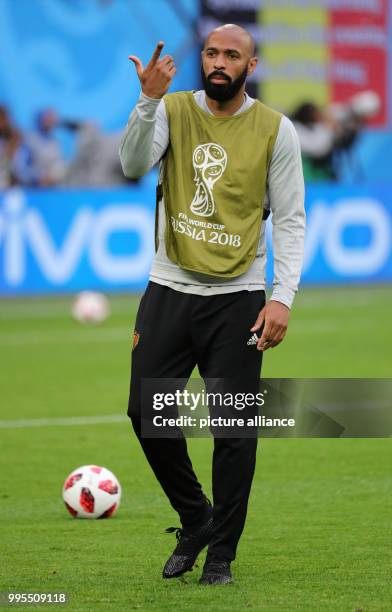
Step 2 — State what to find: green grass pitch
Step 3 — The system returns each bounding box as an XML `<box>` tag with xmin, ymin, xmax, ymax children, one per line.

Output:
<box><xmin>0</xmin><ymin>286</ymin><xmax>391</xmax><ymax>610</ymax></box>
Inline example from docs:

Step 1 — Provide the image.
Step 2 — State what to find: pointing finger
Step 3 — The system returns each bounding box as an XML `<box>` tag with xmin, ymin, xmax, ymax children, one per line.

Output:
<box><xmin>147</xmin><ymin>41</ymin><xmax>164</xmax><ymax>67</ymax></box>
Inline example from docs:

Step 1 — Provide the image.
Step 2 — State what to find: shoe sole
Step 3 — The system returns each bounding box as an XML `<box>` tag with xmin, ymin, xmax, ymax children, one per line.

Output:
<box><xmin>199</xmin><ymin>576</ymin><xmax>233</xmax><ymax>586</ymax></box>
<box><xmin>163</xmin><ymin>563</ymin><xmax>196</xmax><ymax>579</ymax></box>
<box><xmin>163</xmin><ymin>550</ymin><xmax>204</xmax><ymax>579</ymax></box>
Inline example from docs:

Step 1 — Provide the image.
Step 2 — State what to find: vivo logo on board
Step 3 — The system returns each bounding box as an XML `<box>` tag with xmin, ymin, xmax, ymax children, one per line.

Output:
<box><xmin>0</xmin><ymin>188</ymin><xmax>391</xmax><ymax>292</ymax></box>
<box><xmin>302</xmin><ymin>198</ymin><xmax>391</xmax><ymax>276</ymax></box>
<box><xmin>0</xmin><ymin>189</ymin><xmax>155</xmax><ymax>287</ymax></box>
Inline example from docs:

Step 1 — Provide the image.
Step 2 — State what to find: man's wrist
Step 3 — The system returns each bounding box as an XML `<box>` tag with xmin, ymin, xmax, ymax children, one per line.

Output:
<box><xmin>140</xmin><ymin>91</ymin><xmax>162</xmax><ymax>103</ymax></box>
<box><xmin>269</xmin><ymin>299</ymin><xmax>290</xmax><ymax>311</ymax></box>
<box><xmin>141</xmin><ymin>89</ymin><xmax>164</xmax><ymax>101</ymax></box>
<box><xmin>133</xmin><ymin>91</ymin><xmax>162</xmax><ymax>122</ymax></box>
<box><xmin>269</xmin><ymin>290</ymin><xmax>294</xmax><ymax>310</ymax></box>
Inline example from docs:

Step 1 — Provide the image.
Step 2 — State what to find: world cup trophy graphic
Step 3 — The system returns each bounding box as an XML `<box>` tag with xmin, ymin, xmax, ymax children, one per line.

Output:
<box><xmin>190</xmin><ymin>143</ymin><xmax>227</xmax><ymax>217</ymax></box>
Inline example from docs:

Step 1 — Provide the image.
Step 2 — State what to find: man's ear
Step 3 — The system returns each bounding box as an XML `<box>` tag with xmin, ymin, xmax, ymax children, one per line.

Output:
<box><xmin>247</xmin><ymin>56</ymin><xmax>258</xmax><ymax>76</ymax></box>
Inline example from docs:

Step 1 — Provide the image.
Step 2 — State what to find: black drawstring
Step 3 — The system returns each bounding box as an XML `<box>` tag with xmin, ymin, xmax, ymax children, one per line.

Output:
<box><xmin>164</xmin><ymin>526</ymin><xmax>184</xmax><ymax>541</ymax></box>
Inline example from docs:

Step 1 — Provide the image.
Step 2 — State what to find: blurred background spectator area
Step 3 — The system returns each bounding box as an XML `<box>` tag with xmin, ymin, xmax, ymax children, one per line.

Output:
<box><xmin>0</xmin><ymin>0</ymin><xmax>390</xmax><ymax>187</ymax></box>
<box><xmin>0</xmin><ymin>0</ymin><xmax>391</xmax><ymax>295</ymax></box>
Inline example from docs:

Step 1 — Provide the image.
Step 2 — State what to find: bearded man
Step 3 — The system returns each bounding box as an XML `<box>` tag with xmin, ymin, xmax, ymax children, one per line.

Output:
<box><xmin>120</xmin><ymin>24</ymin><xmax>305</xmax><ymax>586</ymax></box>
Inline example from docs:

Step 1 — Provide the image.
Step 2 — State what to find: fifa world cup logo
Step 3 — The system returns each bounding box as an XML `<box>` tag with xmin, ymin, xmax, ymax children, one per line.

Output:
<box><xmin>190</xmin><ymin>143</ymin><xmax>227</xmax><ymax>217</ymax></box>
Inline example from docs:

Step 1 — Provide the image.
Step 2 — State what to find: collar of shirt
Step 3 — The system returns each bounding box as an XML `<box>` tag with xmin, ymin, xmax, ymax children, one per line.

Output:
<box><xmin>194</xmin><ymin>90</ymin><xmax>255</xmax><ymax>116</ymax></box>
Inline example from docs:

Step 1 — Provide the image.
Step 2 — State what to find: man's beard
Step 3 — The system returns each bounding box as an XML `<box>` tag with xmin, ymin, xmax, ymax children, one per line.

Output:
<box><xmin>201</xmin><ymin>65</ymin><xmax>248</xmax><ymax>102</ymax></box>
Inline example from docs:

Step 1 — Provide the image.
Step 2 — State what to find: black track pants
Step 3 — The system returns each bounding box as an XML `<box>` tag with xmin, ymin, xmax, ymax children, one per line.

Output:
<box><xmin>128</xmin><ymin>281</ymin><xmax>265</xmax><ymax>561</ymax></box>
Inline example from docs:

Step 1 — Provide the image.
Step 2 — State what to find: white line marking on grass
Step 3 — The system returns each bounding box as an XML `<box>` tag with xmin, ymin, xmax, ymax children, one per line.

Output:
<box><xmin>0</xmin><ymin>414</ymin><xmax>128</xmax><ymax>429</ymax></box>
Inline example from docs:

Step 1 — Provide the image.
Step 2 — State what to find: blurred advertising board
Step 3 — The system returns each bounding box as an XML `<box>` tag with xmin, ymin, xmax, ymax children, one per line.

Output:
<box><xmin>0</xmin><ymin>187</ymin><xmax>155</xmax><ymax>295</ymax></box>
<box><xmin>199</xmin><ymin>0</ymin><xmax>390</xmax><ymax>126</ymax></box>
<box><xmin>286</xmin><ymin>184</ymin><xmax>392</xmax><ymax>285</ymax></box>
<box><xmin>0</xmin><ymin>184</ymin><xmax>391</xmax><ymax>295</ymax></box>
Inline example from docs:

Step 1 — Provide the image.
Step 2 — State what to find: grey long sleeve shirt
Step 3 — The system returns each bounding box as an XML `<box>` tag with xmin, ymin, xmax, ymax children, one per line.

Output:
<box><xmin>119</xmin><ymin>90</ymin><xmax>305</xmax><ymax>309</ymax></box>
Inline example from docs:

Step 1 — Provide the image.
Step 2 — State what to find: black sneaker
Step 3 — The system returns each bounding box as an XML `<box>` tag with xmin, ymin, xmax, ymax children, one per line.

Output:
<box><xmin>199</xmin><ymin>558</ymin><xmax>233</xmax><ymax>585</ymax></box>
<box><xmin>162</xmin><ymin>504</ymin><xmax>213</xmax><ymax>579</ymax></box>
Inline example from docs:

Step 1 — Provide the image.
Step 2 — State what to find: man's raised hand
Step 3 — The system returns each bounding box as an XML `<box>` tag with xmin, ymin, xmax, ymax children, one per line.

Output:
<box><xmin>128</xmin><ymin>41</ymin><xmax>176</xmax><ymax>99</ymax></box>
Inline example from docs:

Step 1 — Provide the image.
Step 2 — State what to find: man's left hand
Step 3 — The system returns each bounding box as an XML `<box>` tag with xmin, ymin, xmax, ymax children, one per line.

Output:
<box><xmin>250</xmin><ymin>300</ymin><xmax>290</xmax><ymax>351</ymax></box>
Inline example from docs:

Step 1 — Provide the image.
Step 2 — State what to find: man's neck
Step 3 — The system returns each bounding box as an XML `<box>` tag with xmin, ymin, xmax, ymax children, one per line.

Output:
<box><xmin>205</xmin><ymin>90</ymin><xmax>246</xmax><ymax>117</ymax></box>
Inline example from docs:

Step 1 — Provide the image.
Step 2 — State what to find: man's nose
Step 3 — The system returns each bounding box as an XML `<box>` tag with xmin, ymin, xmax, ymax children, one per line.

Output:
<box><xmin>213</xmin><ymin>54</ymin><xmax>226</xmax><ymax>70</ymax></box>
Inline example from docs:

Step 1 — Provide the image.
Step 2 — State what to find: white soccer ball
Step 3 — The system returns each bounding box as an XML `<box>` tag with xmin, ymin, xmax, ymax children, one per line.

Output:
<box><xmin>349</xmin><ymin>90</ymin><xmax>381</xmax><ymax>118</ymax></box>
<box><xmin>71</xmin><ymin>291</ymin><xmax>109</xmax><ymax>324</ymax></box>
<box><xmin>63</xmin><ymin>465</ymin><xmax>121</xmax><ymax>519</ymax></box>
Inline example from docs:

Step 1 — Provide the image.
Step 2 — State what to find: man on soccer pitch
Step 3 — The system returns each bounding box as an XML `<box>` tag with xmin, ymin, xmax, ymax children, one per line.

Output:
<box><xmin>120</xmin><ymin>24</ymin><xmax>305</xmax><ymax>585</ymax></box>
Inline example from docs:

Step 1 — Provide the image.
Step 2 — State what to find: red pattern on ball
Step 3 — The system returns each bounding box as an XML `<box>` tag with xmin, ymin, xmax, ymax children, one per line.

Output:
<box><xmin>64</xmin><ymin>473</ymin><xmax>82</xmax><ymax>490</ymax></box>
<box><xmin>64</xmin><ymin>501</ymin><xmax>78</xmax><ymax>517</ymax></box>
<box><xmin>98</xmin><ymin>503</ymin><xmax>117</xmax><ymax>519</ymax></box>
<box><xmin>98</xmin><ymin>479</ymin><xmax>118</xmax><ymax>495</ymax></box>
<box><xmin>80</xmin><ymin>487</ymin><xmax>95</xmax><ymax>513</ymax></box>
<box><xmin>90</xmin><ymin>466</ymin><xmax>102</xmax><ymax>474</ymax></box>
